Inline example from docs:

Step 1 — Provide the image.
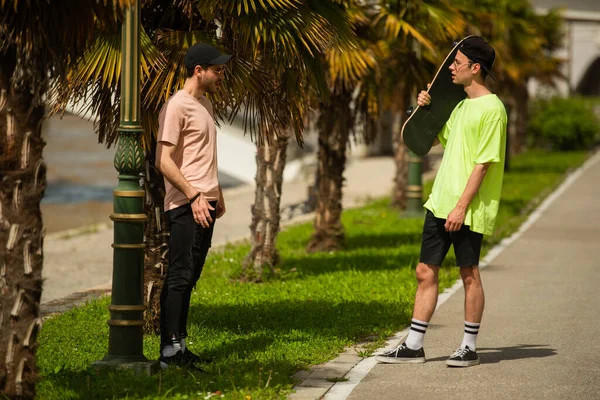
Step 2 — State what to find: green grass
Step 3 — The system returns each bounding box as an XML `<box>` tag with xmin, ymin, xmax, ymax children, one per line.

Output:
<box><xmin>36</xmin><ymin>150</ymin><xmax>590</xmax><ymax>399</ymax></box>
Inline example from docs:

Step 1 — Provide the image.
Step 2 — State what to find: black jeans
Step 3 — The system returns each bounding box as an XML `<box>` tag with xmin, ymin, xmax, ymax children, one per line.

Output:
<box><xmin>160</xmin><ymin>201</ymin><xmax>216</xmax><ymax>349</ymax></box>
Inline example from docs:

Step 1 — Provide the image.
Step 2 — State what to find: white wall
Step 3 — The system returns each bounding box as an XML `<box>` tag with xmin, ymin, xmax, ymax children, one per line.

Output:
<box><xmin>570</xmin><ymin>21</ymin><xmax>600</xmax><ymax>89</ymax></box>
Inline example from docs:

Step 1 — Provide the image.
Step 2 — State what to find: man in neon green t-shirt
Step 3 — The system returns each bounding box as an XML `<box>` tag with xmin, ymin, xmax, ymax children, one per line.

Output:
<box><xmin>378</xmin><ymin>37</ymin><xmax>507</xmax><ymax>367</ymax></box>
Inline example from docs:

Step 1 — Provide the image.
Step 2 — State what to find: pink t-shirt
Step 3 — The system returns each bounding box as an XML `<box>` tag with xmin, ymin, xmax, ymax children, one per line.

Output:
<box><xmin>157</xmin><ymin>90</ymin><xmax>219</xmax><ymax>211</ymax></box>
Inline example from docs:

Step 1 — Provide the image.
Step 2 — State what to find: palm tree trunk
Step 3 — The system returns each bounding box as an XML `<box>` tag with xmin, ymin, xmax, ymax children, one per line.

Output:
<box><xmin>142</xmin><ymin>143</ymin><xmax>168</xmax><ymax>334</ymax></box>
<box><xmin>307</xmin><ymin>91</ymin><xmax>353</xmax><ymax>253</ymax></box>
<box><xmin>372</xmin><ymin>109</ymin><xmax>395</xmax><ymax>156</ymax></box>
<box><xmin>513</xmin><ymin>84</ymin><xmax>529</xmax><ymax>155</ymax></box>
<box><xmin>242</xmin><ymin>131</ymin><xmax>289</xmax><ymax>281</ymax></box>
<box><xmin>392</xmin><ymin>93</ymin><xmax>410</xmax><ymax>209</ymax></box>
<box><xmin>0</xmin><ymin>54</ymin><xmax>45</xmax><ymax>399</ymax></box>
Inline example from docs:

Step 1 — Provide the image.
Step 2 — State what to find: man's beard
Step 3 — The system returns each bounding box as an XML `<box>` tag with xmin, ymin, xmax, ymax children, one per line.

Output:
<box><xmin>198</xmin><ymin>75</ymin><xmax>218</xmax><ymax>94</ymax></box>
<box><xmin>205</xmin><ymin>83</ymin><xmax>219</xmax><ymax>94</ymax></box>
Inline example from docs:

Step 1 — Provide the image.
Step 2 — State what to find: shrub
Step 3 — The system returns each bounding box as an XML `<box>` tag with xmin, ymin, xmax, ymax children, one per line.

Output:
<box><xmin>528</xmin><ymin>96</ymin><xmax>600</xmax><ymax>151</ymax></box>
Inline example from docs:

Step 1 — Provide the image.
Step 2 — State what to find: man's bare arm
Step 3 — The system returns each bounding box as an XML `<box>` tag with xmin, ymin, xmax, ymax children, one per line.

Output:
<box><xmin>156</xmin><ymin>142</ymin><xmax>197</xmax><ymax>200</ymax></box>
<box><xmin>445</xmin><ymin>163</ymin><xmax>491</xmax><ymax>232</ymax></box>
<box><xmin>156</xmin><ymin>141</ymin><xmax>213</xmax><ymax>227</ymax></box>
<box><xmin>216</xmin><ymin>185</ymin><xmax>226</xmax><ymax>218</ymax></box>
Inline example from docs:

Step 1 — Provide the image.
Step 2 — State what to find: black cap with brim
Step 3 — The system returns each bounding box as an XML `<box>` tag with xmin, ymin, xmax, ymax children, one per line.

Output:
<box><xmin>208</xmin><ymin>54</ymin><xmax>232</xmax><ymax>65</ymax></box>
<box><xmin>184</xmin><ymin>43</ymin><xmax>232</xmax><ymax>69</ymax></box>
<box><xmin>458</xmin><ymin>36</ymin><xmax>496</xmax><ymax>81</ymax></box>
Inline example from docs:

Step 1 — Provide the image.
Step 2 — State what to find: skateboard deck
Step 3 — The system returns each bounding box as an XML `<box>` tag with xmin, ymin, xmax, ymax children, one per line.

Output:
<box><xmin>401</xmin><ymin>36</ymin><xmax>472</xmax><ymax>156</ymax></box>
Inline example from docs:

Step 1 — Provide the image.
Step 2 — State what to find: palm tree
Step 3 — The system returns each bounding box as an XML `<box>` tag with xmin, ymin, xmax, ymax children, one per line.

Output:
<box><xmin>372</xmin><ymin>0</ymin><xmax>464</xmax><ymax>209</ymax></box>
<box><xmin>199</xmin><ymin>1</ymin><xmax>358</xmax><ymax>281</ymax></box>
<box><xmin>0</xmin><ymin>1</ymin><xmax>133</xmax><ymax>397</ymax></box>
<box><xmin>307</xmin><ymin>0</ymin><xmax>464</xmax><ymax>251</ymax></box>
<box><xmin>51</xmin><ymin>1</ymin><xmax>359</xmax><ymax>325</ymax></box>
<box><xmin>307</xmin><ymin>1</ymin><xmax>380</xmax><ymax>252</ymax></box>
<box><xmin>52</xmin><ymin>0</ymin><xmax>291</xmax><ymax>327</ymax></box>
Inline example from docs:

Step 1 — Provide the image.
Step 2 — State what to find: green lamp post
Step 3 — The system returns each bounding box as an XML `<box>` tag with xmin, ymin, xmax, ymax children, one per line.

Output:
<box><xmin>93</xmin><ymin>0</ymin><xmax>159</xmax><ymax>374</ymax></box>
<box><xmin>404</xmin><ymin>150</ymin><xmax>424</xmax><ymax>217</ymax></box>
<box><xmin>404</xmin><ymin>103</ymin><xmax>424</xmax><ymax>218</ymax></box>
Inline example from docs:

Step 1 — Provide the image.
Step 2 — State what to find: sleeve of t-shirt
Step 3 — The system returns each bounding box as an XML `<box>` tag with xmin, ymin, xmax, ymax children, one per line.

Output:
<box><xmin>157</xmin><ymin>100</ymin><xmax>183</xmax><ymax>145</ymax></box>
<box><xmin>474</xmin><ymin>119</ymin><xmax>505</xmax><ymax>164</ymax></box>
<box><xmin>438</xmin><ymin>122</ymin><xmax>450</xmax><ymax>148</ymax></box>
<box><xmin>438</xmin><ymin>101</ymin><xmax>461</xmax><ymax>148</ymax></box>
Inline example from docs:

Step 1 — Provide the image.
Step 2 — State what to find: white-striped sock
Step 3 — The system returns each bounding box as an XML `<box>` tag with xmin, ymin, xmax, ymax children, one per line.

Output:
<box><xmin>461</xmin><ymin>321</ymin><xmax>480</xmax><ymax>350</ymax></box>
<box><xmin>162</xmin><ymin>336</ymin><xmax>182</xmax><ymax>357</ymax></box>
<box><xmin>405</xmin><ymin>318</ymin><xmax>429</xmax><ymax>350</ymax></box>
<box><xmin>162</xmin><ymin>342</ymin><xmax>181</xmax><ymax>357</ymax></box>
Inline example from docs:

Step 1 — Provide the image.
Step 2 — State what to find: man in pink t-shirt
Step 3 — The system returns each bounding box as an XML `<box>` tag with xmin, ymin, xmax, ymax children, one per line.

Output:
<box><xmin>155</xmin><ymin>43</ymin><xmax>231</xmax><ymax>369</ymax></box>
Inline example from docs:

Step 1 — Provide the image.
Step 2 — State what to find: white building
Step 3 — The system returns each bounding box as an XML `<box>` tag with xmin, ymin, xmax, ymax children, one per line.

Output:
<box><xmin>531</xmin><ymin>0</ymin><xmax>600</xmax><ymax>96</ymax></box>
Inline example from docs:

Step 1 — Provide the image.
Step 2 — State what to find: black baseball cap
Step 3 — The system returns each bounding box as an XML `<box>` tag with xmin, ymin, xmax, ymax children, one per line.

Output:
<box><xmin>184</xmin><ymin>43</ymin><xmax>232</xmax><ymax>69</ymax></box>
<box><xmin>458</xmin><ymin>36</ymin><xmax>496</xmax><ymax>80</ymax></box>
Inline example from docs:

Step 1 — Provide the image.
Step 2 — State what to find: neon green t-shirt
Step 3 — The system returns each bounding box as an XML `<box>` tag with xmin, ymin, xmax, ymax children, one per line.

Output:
<box><xmin>424</xmin><ymin>94</ymin><xmax>507</xmax><ymax>235</ymax></box>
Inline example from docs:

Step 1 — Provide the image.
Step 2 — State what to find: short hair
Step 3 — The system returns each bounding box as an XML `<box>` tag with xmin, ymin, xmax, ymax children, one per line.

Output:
<box><xmin>186</xmin><ymin>64</ymin><xmax>210</xmax><ymax>78</ymax></box>
<box><xmin>468</xmin><ymin>59</ymin><xmax>488</xmax><ymax>79</ymax></box>
<box><xmin>478</xmin><ymin>66</ymin><xmax>489</xmax><ymax>80</ymax></box>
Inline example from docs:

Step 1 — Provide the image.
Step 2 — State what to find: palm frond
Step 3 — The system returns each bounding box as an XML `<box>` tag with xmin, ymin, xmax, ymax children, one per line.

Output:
<box><xmin>326</xmin><ymin>45</ymin><xmax>377</xmax><ymax>90</ymax></box>
<box><xmin>199</xmin><ymin>0</ymin><xmax>301</xmax><ymax>15</ymax></box>
<box><xmin>48</xmin><ymin>24</ymin><xmax>165</xmax><ymax>147</ymax></box>
<box><xmin>143</xmin><ymin>29</ymin><xmax>212</xmax><ymax>113</ymax></box>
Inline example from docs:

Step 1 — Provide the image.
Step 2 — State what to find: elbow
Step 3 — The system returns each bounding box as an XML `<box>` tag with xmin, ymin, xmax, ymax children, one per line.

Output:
<box><xmin>477</xmin><ymin>163</ymin><xmax>491</xmax><ymax>175</ymax></box>
<box><xmin>155</xmin><ymin>158</ymin><xmax>163</xmax><ymax>173</ymax></box>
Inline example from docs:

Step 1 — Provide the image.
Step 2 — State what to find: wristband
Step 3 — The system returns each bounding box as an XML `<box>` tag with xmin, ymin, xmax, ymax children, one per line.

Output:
<box><xmin>189</xmin><ymin>192</ymin><xmax>202</xmax><ymax>204</ymax></box>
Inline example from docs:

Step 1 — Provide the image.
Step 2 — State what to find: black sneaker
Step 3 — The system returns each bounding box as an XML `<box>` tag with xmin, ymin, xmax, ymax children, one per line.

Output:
<box><xmin>376</xmin><ymin>342</ymin><xmax>425</xmax><ymax>364</ymax></box>
<box><xmin>159</xmin><ymin>351</ymin><xmax>203</xmax><ymax>371</ymax></box>
<box><xmin>446</xmin><ymin>346</ymin><xmax>480</xmax><ymax>367</ymax></box>
<box><xmin>181</xmin><ymin>348</ymin><xmax>214</xmax><ymax>365</ymax></box>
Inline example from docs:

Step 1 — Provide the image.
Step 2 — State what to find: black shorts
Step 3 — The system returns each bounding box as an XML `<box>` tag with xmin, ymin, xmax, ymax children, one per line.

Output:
<box><xmin>419</xmin><ymin>210</ymin><xmax>483</xmax><ymax>267</ymax></box>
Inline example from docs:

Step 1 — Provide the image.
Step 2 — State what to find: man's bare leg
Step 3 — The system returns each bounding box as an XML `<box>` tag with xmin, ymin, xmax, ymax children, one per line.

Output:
<box><xmin>413</xmin><ymin>263</ymin><xmax>441</xmax><ymax>321</ymax></box>
<box><xmin>376</xmin><ymin>263</ymin><xmax>439</xmax><ymax>363</ymax></box>
<box><xmin>446</xmin><ymin>265</ymin><xmax>485</xmax><ymax>367</ymax></box>
<box><xmin>461</xmin><ymin>265</ymin><xmax>485</xmax><ymax>324</ymax></box>
<box><xmin>457</xmin><ymin>265</ymin><xmax>484</xmax><ymax>355</ymax></box>
<box><xmin>404</xmin><ymin>263</ymin><xmax>440</xmax><ymax>350</ymax></box>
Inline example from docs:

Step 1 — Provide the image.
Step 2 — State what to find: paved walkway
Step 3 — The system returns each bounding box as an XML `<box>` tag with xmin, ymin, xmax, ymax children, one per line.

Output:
<box><xmin>319</xmin><ymin>152</ymin><xmax>600</xmax><ymax>400</ymax></box>
<box><xmin>42</xmin><ymin>153</ymin><xmax>442</xmax><ymax>306</ymax></box>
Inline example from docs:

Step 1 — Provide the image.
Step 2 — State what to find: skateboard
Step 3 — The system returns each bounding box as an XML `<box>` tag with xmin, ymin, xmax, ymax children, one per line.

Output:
<box><xmin>401</xmin><ymin>36</ymin><xmax>472</xmax><ymax>156</ymax></box>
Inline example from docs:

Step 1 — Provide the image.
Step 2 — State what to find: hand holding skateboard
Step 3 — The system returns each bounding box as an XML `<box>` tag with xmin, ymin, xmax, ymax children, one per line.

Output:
<box><xmin>401</xmin><ymin>36</ymin><xmax>472</xmax><ymax>156</ymax></box>
<box><xmin>417</xmin><ymin>84</ymin><xmax>432</xmax><ymax>107</ymax></box>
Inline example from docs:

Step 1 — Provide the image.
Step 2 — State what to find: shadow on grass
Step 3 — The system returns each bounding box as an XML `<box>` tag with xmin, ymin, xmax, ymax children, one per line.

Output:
<box><xmin>278</xmin><ymin>252</ymin><xmax>419</xmax><ymax>277</ymax></box>
<box><xmin>344</xmin><ymin>232</ymin><xmax>423</xmax><ymax>251</ymax></box>
<box><xmin>41</xmin><ymin>299</ymin><xmax>412</xmax><ymax>399</ymax></box>
<box><xmin>497</xmin><ymin>198</ymin><xmax>529</xmax><ymax>216</ymax></box>
<box><xmin>40</xmin><ymin>369</ymin><xmax>162</xmax><ymax>400</ymax></box>
<box><xmin>508</xmin><ymin>163</ymin><xmax>577</xmax><ymax>174</ymax></box>
<box><xmin>277</xmin><ymin>246</ymin><xmax>457</xmax><ymax>278</ymax></box>
<box><xmin>274</xmin><ymin>231</ymin><xmax>425</xmax><ymax>278</ymax></box>
<box><xmin>41</xmin><ymin>352</ymin><xmax>306</xmax><ymax>399</ymax></box>
<box><xmin>188</xmin><ymin>299</ymin><xmax>412</xmax><ymax>341</ymax></box>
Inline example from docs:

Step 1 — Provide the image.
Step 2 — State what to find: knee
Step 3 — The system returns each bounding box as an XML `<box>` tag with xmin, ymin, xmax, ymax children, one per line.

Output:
<box><xmin>166</xmin><ymin>267</ymin><xmax>193</xmax><ymax>293</ymax></box>
<box><xmin>415</xmin><ymin>263</ymin><xmax>438</xmax><ymax>287</ymax></box>
<box><xmin>460</xmin><ymin>266</ymin><xmax>481</xmax><ymax>288</ymax></box>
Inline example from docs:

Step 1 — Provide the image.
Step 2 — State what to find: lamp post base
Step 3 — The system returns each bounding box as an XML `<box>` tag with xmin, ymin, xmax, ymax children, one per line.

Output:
<box><xmin>92</xmin><ymin>356</ymin><xmax>161</xmax><ymax>375</ymax></box>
